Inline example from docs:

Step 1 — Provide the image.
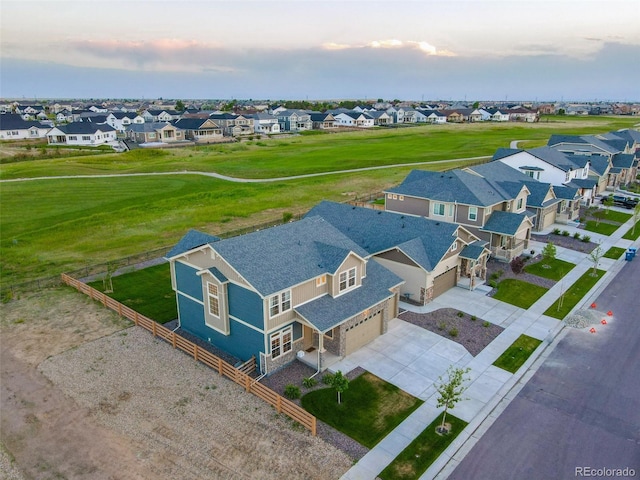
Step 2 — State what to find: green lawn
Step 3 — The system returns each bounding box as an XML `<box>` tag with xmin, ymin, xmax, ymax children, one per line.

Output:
<box><xmin>1</xmin><ymin>116</ymin><xmax>637</xmax><ymax>287</ymax></box>
<box><xmin>379</xmin><ymin>414</ymin><xmax>467</xmax><ymax>480</ymax></box>
<box><xmin>492</xmin><ymin>279</ymin><xmax>549</xmax><ymax>309</ymax></box>
<box><xmin>1</xmin><ymin>116</ymin><xmax>637</xmax><ymax>181</ymax></box>
<box><xmin>493</xmin><ymin>334</ymin><xmax>543</xmax><ymax>373</ymax></box>
<box><xmin>603</xmin><ymin>246</ymin><xmax>627</xmax><ymax>259</ymax></box>
<box><xmin>599</xmin><ymin>210</ymin><xmax>632</xmax><ymax>224</ymax></box>
<box><xmin>524</xmin><ymin>258</ymin><xmax>575</xmax><ymax>280</ymax></box>
<box><xmin>301</xmin><ymin>372</ymin><xmax>423</xmax><ymax>448</ymax></box>
<box><xmin>87</xmin><ymin>263</ymin><xmax>176</xmax><ymax>323</ymax></box>
<box><xmin>583</xmin><ymin>221</ymin><xmax>621</xmax><ymax>236</ymax></box>
<box><xmin>544</xmin><ymin>269</ymin><xmax>606</xmax><ymax>319</ymax></box>
<box><xmin>622</xmin><ymin>221</ymin><xmax>640</xmax><ymax>240</ymax></box>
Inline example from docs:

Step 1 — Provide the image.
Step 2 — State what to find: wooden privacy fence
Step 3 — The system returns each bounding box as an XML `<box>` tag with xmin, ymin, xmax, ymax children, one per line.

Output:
<box><xmin>61</xmin><ymin>273</ymin><xmax>316</xmax><ymax>436</ymax></box>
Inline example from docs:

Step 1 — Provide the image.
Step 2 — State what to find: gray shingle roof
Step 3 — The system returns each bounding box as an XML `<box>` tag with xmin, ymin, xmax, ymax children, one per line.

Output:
<box><xmin>480</xmin><ymin>211</ymin><xmax>528</xmax><ymax>235</ymax></box>
<box><xmin>567</xmin><ymin>178</ymin><xmax>597</xmax><ymax>189</ymax></box>
<box><xmin>0</xmin><ymin>114</ymin><xmax>45</xmax><ymax>130</ymax></box>
<box><xmin>305</xmin><ymin>201</ymin><xmax>460</xmax><ymax>272</ymax></box>
<box><xmin>552</xmin><ymin>185</ymin><xmax>580</xmax><ymax>200</ymax></box>
<box><xmin>207</xmin><ymin>267</ymin><xmax>229</xmax><ymax>283</ymax></box>
<box><xmin>527</xmin><ymin>146</ymin><xmax>589</xmax><ymax>171</ymax></box>
<box><xmin>459</xmin><ymin>241</ymin><xmax>489</xmax><ymax>261</ymax></box>
<box><xmin>166</xmin><ymin>229</ymin><xmax>220</xmax><ymax>258</ymax></box>
<box><xmin>294</xmin><ymin>261</ymin><xmax>402</xmax><ymax>332</ymax></box>
<box><xmin>55</xmin><ymin>122</ymin><xmax>115</xmax><ymax>134</ymax></box>
<box><xmin>588</xmin><ymin>156</ymin><xmax>610</xmax><ymax>176</ymax></box>
<box><xmin>612</xmin><ymin>153</ymin><xmax>635</xmax><ymax>169</ymax></box>
<box><xmin>211</xmin><ymin>216</ymin><xmax>369</xmax><ymax>296</ymax></box>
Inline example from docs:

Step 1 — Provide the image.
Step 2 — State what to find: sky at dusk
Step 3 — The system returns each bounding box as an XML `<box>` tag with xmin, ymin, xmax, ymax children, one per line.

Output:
<box><xmin>1</xmin><ymin>0</ymin><xmax>639</xmax><ymax>101</ymax></box>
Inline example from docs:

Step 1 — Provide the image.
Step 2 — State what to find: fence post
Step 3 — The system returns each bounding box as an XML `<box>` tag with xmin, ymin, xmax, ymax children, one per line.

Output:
<box><xmin>276</xmin><ymin>396</ymin><xmax>282</xmax><ymax>414</ymax></box>
<box><xmin>194</xmin><ymin>345</ymin><xmax>199</xmax><ymax>362</ymax></box>
<box><xmin>134</xmin><ymin>312</ymin><xmax>139</xmax><ymax>326</ymax></box>
<box><xmin>218</xmin><ymin>358</ymin><xmax>223</xmax><ymax>376</ymax></box>
<box><xmin>152</xmin><ymin>321</ymin><xmax>156</xmax><ymax>337</ymax></box>
<box><xmin>172</xmin><ymin>332</ymin><xmax>176</xmax><ymax>349</ymax></box>
<box><xmin>311</xmin><ymin>416</ymin><xmax>317</xmax><ymax>436</ymax></box>
<box><xmin>118</xmin><ymin>303</ymin><xmax>122</xmax><ymax>317</ymax></box>
<box><xmin>245</xmin><ymin>375</ymin><xmax>250</xmax><ymax>393</ymax></box>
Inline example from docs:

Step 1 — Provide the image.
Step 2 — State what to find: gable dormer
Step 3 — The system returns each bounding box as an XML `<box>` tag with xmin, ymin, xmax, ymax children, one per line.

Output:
<box><xmin>330</xmin><ymin>252</ymin><xmax>366</xmax><ymax>298</ymax></box>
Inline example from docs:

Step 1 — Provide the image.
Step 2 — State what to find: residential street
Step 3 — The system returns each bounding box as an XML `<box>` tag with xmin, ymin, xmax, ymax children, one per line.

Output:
<box><xmin>447</xmin><ymin>259</ymin><xmax>640</xmax><ymax>480</ymax></box>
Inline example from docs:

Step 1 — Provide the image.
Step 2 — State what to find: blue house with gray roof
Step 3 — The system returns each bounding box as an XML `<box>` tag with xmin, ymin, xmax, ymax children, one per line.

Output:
<box><xmin>166</xmin><ymin>216</ymin><xmax>403</xmax><ymax>374</ymax></box>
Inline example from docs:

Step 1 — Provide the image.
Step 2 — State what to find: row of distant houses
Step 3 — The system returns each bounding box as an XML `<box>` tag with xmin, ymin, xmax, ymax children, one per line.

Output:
<box><xmin>165</xmin><ymin>127</ymin><xmax>639</xmax><ymax>375</ymax></box>
<box><xmin>0</xmin><ymin>103</ymin><xmax>542</xmax><ymax>145</ymax></box>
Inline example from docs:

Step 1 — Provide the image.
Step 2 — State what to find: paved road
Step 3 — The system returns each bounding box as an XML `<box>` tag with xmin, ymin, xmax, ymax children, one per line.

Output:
<box><xmin>0</xmin><ymin>155</ymin><xmax>490</xmax><ymax>183</ymax></box>
<box><xmin>448</xmin><ymin>260</ymin><xmax>640</xmax><ymax>480</ymax></box>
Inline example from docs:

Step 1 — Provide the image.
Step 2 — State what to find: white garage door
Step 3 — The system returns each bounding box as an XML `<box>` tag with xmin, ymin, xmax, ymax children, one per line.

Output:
<box><xmin>345</xmin><ymin>309</ymin><xmax>383</xmax><ymax>355</ymax></box>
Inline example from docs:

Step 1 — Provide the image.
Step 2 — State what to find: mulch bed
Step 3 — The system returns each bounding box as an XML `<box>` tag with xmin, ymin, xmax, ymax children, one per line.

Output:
<box><xmin>485</xmin><ymin>257</ymin><xmax>556</xmax><ymax>292</ymax></box>
<box><xmin>532</xmin><ymin>232</ymin><xmax>597</xmax><ymax>254</ymax></box>
<box><xmin>398</xmin><ymin>308</ymin><xmax>503</xmax><ymax>357</ymax></box>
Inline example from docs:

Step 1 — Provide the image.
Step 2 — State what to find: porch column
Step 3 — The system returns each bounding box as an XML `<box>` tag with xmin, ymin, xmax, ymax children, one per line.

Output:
<box><xmin>470</xmin><ymin>260</ymin><xmax>475</xmax><ymax>290</ymax></box>
<box><xmin>317</xmin><ymin>334</ymin><xmax>325</xmax><ymax>371</ymax></box>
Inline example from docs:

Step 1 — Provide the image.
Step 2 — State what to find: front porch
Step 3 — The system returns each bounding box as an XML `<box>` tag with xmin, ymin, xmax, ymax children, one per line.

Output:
<box><xmin>490</xmin><ymin>239</ymin><xmax>528</xmax><ymax>262</ymax></box>
<box><xmin>295</xmin><ymin>347</ymin><xmax>342</xmax><ymax>372</ymax></box>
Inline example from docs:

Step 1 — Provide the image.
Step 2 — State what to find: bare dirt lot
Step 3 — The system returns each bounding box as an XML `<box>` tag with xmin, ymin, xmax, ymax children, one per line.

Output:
<box><xmin>1</xmin><ymin>287</ymin><xmax>352</xmax><ymax>480</ymax></box>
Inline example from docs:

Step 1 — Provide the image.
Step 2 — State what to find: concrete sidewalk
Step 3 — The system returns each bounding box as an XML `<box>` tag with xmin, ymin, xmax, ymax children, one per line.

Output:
<box><xmin>340</xmin><ymin>215</ymin><xmax>638</xmax><ymax>480</ymax></box>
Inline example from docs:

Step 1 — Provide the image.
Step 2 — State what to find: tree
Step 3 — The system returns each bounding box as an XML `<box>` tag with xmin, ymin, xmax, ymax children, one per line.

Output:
<box><xmin>510</xmin><ymin>256</ymin><xmax>526</xmax><ymax>275</ymax></box>
<box><xmin>330</xmin><ymin>370</ymin><xmax>349</xmax><ymax>405</ymax></box>
<box><xmin>175</xmin><ymin>100</ymin><xmax>185</xmax><ymax>112</ymax></box>
<box><xmin>435</xmin><ymin>366</ymin><xmax>470</xmax><ymax>433</ymax></box>
<box><xmin>542</xmin><ymin>241</ymin><xmax>556</xmax><ymax>266</ymax></box>
<box><xmin>472</xmin><ymin>101</ymin><xmax>480</xmax><ymax>109</ymax></box>
<box><xmin>603</xmin><ymin>195</ymin><xmax>614</xmax><ymax>215</ymax></box>
<box><xmin>588</xmin><ymin>242</ymin><xmax>604</xmax><ymax>276</ymax></box>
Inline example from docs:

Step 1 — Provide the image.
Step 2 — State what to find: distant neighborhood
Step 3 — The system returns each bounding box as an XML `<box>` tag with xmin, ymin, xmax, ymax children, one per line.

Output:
<box><xmin>1</xmin><ymin>98</ymin><xmax>639</xmax><ymax>149</ymax></box>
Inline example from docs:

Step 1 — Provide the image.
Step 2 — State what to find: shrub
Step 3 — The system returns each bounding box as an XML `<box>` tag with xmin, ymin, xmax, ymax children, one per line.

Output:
<box><xmin>457</xmin><ymin>311</ymin><xmax>464</xmax><ymax>317</ymax></box>
<box><xmin>302</xmin><ymin>377</ymin><xmax>317</xmax><ymax>388</ymax></box>
<box><xmin>437</xmin><ymin>321</ymin><xmax>447</xmax><ymax>331</ymax></box>
<box><xmin>562</xmin><ymin>230</ymin><xmax>570</xmax><ymax>236</ymax></box>
<box><xmin>573</xmin><ymin>232</ymin><xmax>581</xmax><ymax>239</ymax></box>
<box><xmin>282</xmin><ymin>212</ymin><xmax>293</xmax><ymax>223</ymax></box>
<box><xmin>470</xmin><ymin>315</ymin><xmax>477</xmax><ymax>321</ymax></box>
<box><xmin>510</xmin><ymin>256</ymin><xmax>526</xmax><ymax>275</ymax></box>
<box><xmin>488</xmin><ymin>280</ymin><xmax>498</xmax><ymax>288</ymax></box>
<box><xmin>449</xmin><ymin>328</ymin><xmax>459</xmax><ymax>337</ymax></box>
<box><xmin>284</xmin><ymin>384</ymin><xmax>301</xmax><ymax>399</ymax></box>
<box><xmin>552</xmin><ymin>228</ymin><xmax>561</xmax><ymax>235</ymax></box>
<box><xmin>582</xmin><ymin>235</ymin><xmax>591</xmax><ymax>243</ymax></box>
<box><xmin>321</xmin><ymin>373</ymin><xmax>334</xmax><ymax>385</ymax></box>
<box><xmin>483</xmin><ymin>321</ymin><xmax>491</xmax><ymax>328</ymax></box>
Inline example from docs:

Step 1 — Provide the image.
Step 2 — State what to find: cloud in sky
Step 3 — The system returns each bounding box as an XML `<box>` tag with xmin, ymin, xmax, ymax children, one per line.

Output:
<box><xmin>1</xmin><ymin>0</ymin><xmax>639</xmax><ymax>100</ymax></box>
<box><xmin>2</xmin><ymin>41</ymin><xmax>638</xmax><ymax>101</ymax></box>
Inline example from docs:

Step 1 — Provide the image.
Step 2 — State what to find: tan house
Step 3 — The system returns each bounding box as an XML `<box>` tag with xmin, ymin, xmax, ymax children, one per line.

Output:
<box><xmin>126</xmin><ymin>122</ymin><xmax>184</xmax><ymax>144</ymax></box>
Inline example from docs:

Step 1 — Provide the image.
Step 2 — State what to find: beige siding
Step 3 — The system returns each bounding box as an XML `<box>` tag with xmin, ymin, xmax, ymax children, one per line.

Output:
<box><xmin>331</xmin><ymin>254</ymin><xmax>364</xmax><ymax>297</ymax></box>
<box><xmin>429</xmin><ymin>253</ymin><xmax>461</xmax><ymax>289</ymax></box>
<box><xmin>202</xmin><ymin>275</ymin><xmax>229</xmax><ymax>334</ymax></box>
<box><xmin>266</xmin><ymin>276</ymin><xmax>329</xmax><ymax>331</ymax></box>
<box><xmin>373</xmin><ymin>256</ymin><xmax>425</xmax><ymax>299</ymax></box>
<box><xmin>455</xmin><ymin>204</ymin><xmax>483</xmax><ymax>227</ymax></box>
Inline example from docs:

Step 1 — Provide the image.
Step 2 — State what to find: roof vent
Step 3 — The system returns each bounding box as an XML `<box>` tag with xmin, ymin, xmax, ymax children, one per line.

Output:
<box><xmin>435</xmin><ymin>222</ymin><xmax>440</xmax><ymax>225</ymax></box>
<box><xmin>378</xmin><ymin>211</ymin><xmax>382</xmax><ymax>214</ymax></box>
<box><xmin>400</xmin><ymin>215</ymin><xmax>405</xmax><ymax>219</ymax></box>
<box><xmin>402</xmin><ymin>223</ymin><xmax>405</xmax><ymax>228</ymax></box>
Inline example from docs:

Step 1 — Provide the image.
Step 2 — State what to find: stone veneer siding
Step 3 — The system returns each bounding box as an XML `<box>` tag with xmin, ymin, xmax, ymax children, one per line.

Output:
<box><xmin>261</xmin><ymin>337</ymin><xmax>304</xmax><ymax>375</ymax></box>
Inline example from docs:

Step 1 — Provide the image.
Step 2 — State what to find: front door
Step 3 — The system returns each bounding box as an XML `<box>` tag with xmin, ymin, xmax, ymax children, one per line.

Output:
<box><xmin>303</xmin><ymin>325</ymin><xmax>314</xmax><ymax>351</ymax></box>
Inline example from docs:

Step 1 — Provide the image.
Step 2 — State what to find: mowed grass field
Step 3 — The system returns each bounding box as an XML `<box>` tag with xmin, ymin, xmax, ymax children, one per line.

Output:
<box><xmin>1</xmin><ymin>116</ymin><xmax>637</xmax><ymax>288</ymax></box>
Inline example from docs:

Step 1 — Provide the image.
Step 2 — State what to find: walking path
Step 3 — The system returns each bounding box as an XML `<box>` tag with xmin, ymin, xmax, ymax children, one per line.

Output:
<box><xmin>0</xmin><ymin>155</ymin><xmax>491</xmax><ymax>184</ymax></box>
<box><xmin>338</xmin><ymin>212</ymin><xmax>637</xmax><ymax>480</ymax></box>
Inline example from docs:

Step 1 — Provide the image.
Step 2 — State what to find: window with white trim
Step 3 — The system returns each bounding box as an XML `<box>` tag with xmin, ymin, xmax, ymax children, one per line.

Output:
<box><xmin>207</xmin><ymin>282</ymin><xmax>220</xmax><ymax>317</ymax></box>
<box><xmin>269</xmin><ymin>290</ymin><xmax>291</xmax><ymax>317</ymax></box>
<box><xmin>468</xmin><ymin>206</ymin><xmax>477</xmax><ymax>221</ymax></box>
<box><xmin>270</xmin><ymin>326</ymin><xmax>292</xmax><ymax>359</ymax></box>
<box><xmin>517</xmin><ymin>198</ymin><xmax>523</xmax><ymax>209</ymax></box>
<box><xmin>432</xmin><ymin>203</ymin><xmax>445</xmax><ymax>216</ymax></box>
<box><xmin>451</xmin><ymin>242</ymin><xmax>458</xmax><ymax>252</ymax></box>
<box><xmin>339</xmin><ymin>267</ymin><xmax>357</xmax><ymax>292</ymax></box>
<box><xmin>316</xmin><ymin>275</ymin><xmax>326</xmax><ymax>287</ymax></box>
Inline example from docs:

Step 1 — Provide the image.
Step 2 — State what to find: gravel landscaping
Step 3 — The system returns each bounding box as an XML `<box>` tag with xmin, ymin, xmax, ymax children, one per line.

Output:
<box><xmin>531</xmin><ymin>232</ymin><xmax>597</xmax><ymax>254</ymax></box>
<box><xmin>398</xmin><ymin>308</ymin><xmax>504</xmax><ymax>356</ymax></box>
<box><xmin>38</xmin><ymin>327</ymin><xmax>353</xmax><ymax>479</ymax></box>
<box><xmin>485</xmin><ymin>257</ymin><xmax>557</xmax><ymax>293</ymax></box>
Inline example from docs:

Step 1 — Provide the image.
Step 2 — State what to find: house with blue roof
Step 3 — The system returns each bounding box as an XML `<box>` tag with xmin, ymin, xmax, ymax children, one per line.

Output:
<box><xmin>46</xmin><ymin>122</ymin><xmax>117</xmax><ymax>146</ymax></box>
<box><xmin>166</xmin><ymin>216</ymin><xmax>403</xmax><ymax>374</ymax></box>
<box><xmin>306</xmin><ymin>201</ymin><xmax>490</xmax><ymax>303</ymax></box>
<box><xmin>385</xmin><ymin>165</ymin><xmax>533</xmax><ymax>262</ymax></box>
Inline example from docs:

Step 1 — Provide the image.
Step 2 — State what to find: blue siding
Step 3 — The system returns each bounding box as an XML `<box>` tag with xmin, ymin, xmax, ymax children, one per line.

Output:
<box><xmin>174</xmin><ymin>261</ymin><xmax>203</xmax><ymax>301</ymax></box>
<box><xmin>177</xmin><ymin>294</ymin><xmax>264</xmax><ymax>362</ymax></box>
<box><xmin>228</xmin><ymin>283</ymin><xmax>264</xmax><ymax>329</ymax></box>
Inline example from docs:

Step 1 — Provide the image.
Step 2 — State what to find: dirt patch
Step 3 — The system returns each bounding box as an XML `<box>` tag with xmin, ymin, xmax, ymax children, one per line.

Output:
<box><xmin>398</xmin><ymin>308</ymin><xmax>504</xmax><ymax>356</ymax></box>
<box><xmin>1</xmin><ymin>287</ymin><xmax>352</xmax><ymax>479</ymax></box>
